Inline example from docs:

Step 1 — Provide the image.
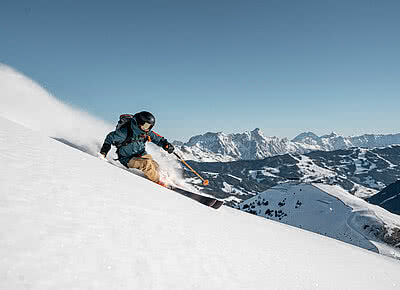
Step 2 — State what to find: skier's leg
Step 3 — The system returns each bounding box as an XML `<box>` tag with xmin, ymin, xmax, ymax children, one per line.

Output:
<box><xmin>127</xmin><ymin>154</ymin><xmax>160</xmax><ymax>183</ymax></box>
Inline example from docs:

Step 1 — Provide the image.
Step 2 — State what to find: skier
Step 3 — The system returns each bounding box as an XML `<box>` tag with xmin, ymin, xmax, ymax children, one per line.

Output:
<box><xmin>99</xmin><ymin>111</ymin><xmax>174</xmax><ymax>186</ymax></box>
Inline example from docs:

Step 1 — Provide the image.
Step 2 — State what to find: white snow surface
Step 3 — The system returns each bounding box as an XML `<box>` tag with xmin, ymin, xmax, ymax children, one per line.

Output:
<box><xmin>239</xmin><ymin>183</ymin><xmax>400</xmax><ymax>260</ymax></box>
<box><xmin>2</xmin><ymin>118</ymin><xmax>400</xmax><ymax>289</ymax></box>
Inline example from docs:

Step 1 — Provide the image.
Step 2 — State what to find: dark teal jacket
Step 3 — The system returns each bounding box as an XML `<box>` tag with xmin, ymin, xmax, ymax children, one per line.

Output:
<box><xmin>100</xmin><ymin>118</ymin><xmax>168</xmax><ymax>167</ymax></box>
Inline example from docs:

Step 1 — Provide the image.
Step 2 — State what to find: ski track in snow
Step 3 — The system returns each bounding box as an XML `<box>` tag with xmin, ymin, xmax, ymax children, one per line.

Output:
<box><xmin>313</xmin><ymin>185</ymin><xmax>379</xmax><ymax>252</ymax></box>
<box><xmin>371</xmin><ymin>150</ymin><xmax>398</xmax><ymax>169</ymax></box>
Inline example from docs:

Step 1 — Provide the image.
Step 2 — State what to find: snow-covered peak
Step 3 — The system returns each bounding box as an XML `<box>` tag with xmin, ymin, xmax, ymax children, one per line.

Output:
<box><xmin>176</xmin><ymin>127</ymin><xmax>400</xmax><ymax>162</ymax></box>
<box><xmin>251</xmin><ymin>127</ymin><xmax>263</xmax><ymax>135</ymax></box>
<box><xmin>292</xmin><ymin>131</ymin><xmax>320</xmax><ymax>143</ymax></box>
<box><xmin>177</xmin><ymin>129</ymin><xmax>306</xmax><ymax>161</ymax></box>
<box><xmin>322</xmin><ymin>131</ymin><xmax>341</xmax><ymax>138</ymax></box>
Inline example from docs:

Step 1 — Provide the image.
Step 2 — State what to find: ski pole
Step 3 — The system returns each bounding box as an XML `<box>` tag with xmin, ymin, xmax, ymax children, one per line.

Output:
<box><xmin>173</xmin><ymin>152</ymin><xmax>209</xmax><ymax>186</ymax></box>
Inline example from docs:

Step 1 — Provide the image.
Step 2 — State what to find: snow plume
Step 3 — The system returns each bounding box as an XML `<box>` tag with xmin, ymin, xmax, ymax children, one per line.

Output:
<box><xmin>0</xmin><ymin>64</ymin><xmax>113</xmax><ymax>155</ymax></box>
<box><xmin>147</xmin><ymin>143</ymin><xmax>188</xmax><ymax>189</ymax></box>
<box><xmin>0</xmin><ymin>64</ymin><xmax>186</xmax><ymax>185</ymax></box>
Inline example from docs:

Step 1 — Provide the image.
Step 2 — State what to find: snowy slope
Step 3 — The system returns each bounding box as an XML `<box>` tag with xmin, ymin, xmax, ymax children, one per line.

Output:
<box><xmin>2</xmin><ymin>119</ymin><xmax>400</xmax><ymax>289</ymax></box>
<box><xmin>0</xmin><ymin>64</ymin><xmax>113</xmax><ymax>156</ymax></box>
<box><xmin>239</xmin><ymin>183</ymin><xmax>400</xmax><ymax>260</ymax></box>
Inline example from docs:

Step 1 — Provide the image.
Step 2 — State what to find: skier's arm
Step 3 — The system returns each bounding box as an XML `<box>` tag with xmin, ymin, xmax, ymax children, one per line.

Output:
<box><xmin>100</xmin><ymin>129</ymin><xmax>127</xmax><ymax>156</ymax></box>
<box><xmin>149</xmin><ymin>131</ymin><xmax>174</xmax><ymax>154</ymax></box>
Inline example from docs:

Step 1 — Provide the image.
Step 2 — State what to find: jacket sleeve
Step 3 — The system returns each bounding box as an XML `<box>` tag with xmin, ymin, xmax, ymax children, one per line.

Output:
<box><xmin>100</xmin><ymin>129</ymin><xmax>128</xmax><ymax>156</ymax></box>
<box><xmin>149</xmin><ymin>131</ymin><xmax>168</xmax><ymax>148</ymax></box>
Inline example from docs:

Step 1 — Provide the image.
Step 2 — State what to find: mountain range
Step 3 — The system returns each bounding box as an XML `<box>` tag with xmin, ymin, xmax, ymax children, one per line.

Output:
<box><xmin>174</xmin><ymin>129</ymin><xmax>400</xmax><ymax>162</ymax></box>
<box><xmin>182</xmin><ymin>146</ymin><xmax>400</xmax><ymax>207</ymax></box>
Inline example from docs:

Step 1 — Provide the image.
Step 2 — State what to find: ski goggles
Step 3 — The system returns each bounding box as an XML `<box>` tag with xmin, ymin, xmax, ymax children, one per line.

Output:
<box><xmin>140</xmin><ymin>122</ymin><xmax>152</xmax><ymax>131</ymax></box>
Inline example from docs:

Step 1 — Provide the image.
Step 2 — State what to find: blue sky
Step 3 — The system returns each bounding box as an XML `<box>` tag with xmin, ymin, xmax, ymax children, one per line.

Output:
<box><xmin>1</xmin><ymin>0</ymin><xmax>399</xmax><ymax>141</ymax></box>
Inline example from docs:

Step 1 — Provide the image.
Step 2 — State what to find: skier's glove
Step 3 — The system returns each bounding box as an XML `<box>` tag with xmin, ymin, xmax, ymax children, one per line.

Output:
<box><xmin>163</xmin><ymin>142</ymin><xmax>174</xmax><ymax>154</ymax></box>
<box><xmin>97</xmin><ymin>152</ymin><xmax>108</xmax><ymax>161</ymax></box>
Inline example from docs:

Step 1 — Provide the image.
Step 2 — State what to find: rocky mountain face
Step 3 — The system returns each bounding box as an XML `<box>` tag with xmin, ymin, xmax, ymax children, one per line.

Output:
<box><xmin>368</xmin><ymin>180</ymin><xmax>400</xmax><ymax>215</ymax></box>
<box><xmin>183</xmin><ymin>146</ymin><xmax>400</xmax><ymax>207</ymax></box>
<box><xmin>176</xmin><ymin>129</ymin><xmax>308</xmax><ymax>162</ymax></box>
<box><xmin>175</xmin><ymin>129</ymin><xmax>400</xmax><ymax>162</ymax></box>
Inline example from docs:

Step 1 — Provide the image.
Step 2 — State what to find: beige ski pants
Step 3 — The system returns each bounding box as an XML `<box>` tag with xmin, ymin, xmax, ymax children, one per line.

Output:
<box><xmin>127</xmin><ymin>154</ymin><xmax>160</xmax><ymax>183</ymax></box>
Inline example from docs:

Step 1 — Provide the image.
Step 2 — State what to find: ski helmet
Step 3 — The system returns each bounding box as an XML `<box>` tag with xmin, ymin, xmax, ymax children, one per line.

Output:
<box><xmin>135</xmin><ymin>111</ymin><xmax>155</xmax><ymax>132</ymax></box>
